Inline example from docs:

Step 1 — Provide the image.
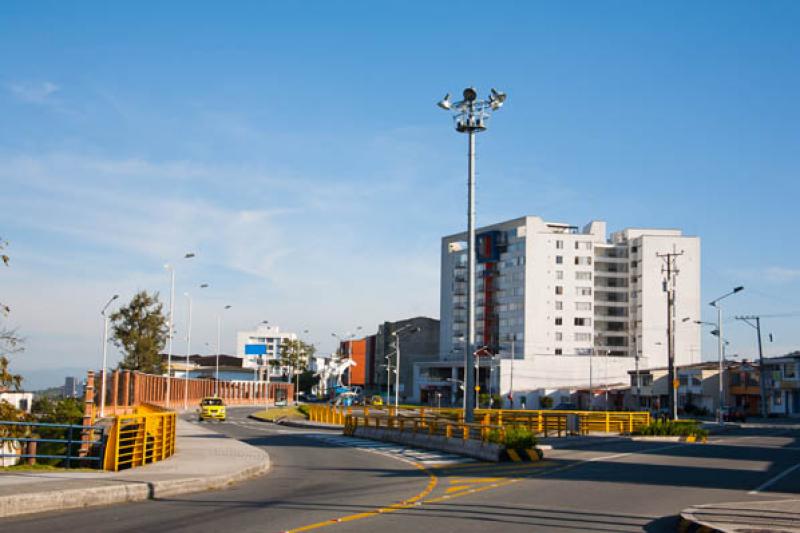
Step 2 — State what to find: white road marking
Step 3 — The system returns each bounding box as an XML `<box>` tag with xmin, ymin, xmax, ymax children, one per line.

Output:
<box><xmin>749</xmin><ymin>461</ymin><xmax>800</xmax><ymax>494</ymax></box>
<box><xmin>308</xmin><ymin>434</ymin><xmax>476</xmax><ymax>466</ymax></box>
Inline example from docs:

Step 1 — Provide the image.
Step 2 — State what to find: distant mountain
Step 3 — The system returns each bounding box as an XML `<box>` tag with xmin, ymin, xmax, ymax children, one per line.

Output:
<box><xmin>16</xmin><ymin>366</ymin><xmax>88</xmax><ymax>391</ymax></box>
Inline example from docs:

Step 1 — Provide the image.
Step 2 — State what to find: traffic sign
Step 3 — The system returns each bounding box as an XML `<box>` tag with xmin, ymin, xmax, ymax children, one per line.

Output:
<box><xmin>673</xmin><ymin>379</ymin><xmax>680</xmax><ymax>388</ymax></box>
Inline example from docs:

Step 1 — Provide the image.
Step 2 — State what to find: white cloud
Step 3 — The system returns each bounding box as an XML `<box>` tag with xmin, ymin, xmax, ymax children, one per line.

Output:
<box><xmin>763</xmin><ymin>267</ymin><xmax>800</xmax><ymax>283</ymax></box>
<box><xmin>7</xmin><ymin>81</ymin><xmax>60</xmax><ymax>104</ymax></box>
<box><xmin>0</xmin><ymin>150</ymin><xmax>442</xmax><ymax>380</ymax></box>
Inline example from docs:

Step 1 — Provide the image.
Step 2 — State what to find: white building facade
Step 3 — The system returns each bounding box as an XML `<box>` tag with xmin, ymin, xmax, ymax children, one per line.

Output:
<box><xmin>236</xmin><ymin>324</ymin><xmax>298</xmax><ymax>380</ymax></box>
<box><xmin>416</xmin><ymin>215</ymin><xmax>701</xmax><ymax>407</ymax></box>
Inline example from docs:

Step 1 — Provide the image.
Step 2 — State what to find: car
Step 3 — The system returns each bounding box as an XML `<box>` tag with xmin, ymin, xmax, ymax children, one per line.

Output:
<box><xmin>369</xmin><ymin>395</ymin><xmax>384</xmax><ymax>406</ymax></box>
<box><xmin>198</xmin><ymin>397</ymin><xmax>226</xmax><ymax>422</ymax></box>
<box><xmin>722</xmin><ymin>406</ymin><xmax>746</xmax><ymax>423</ymax></box>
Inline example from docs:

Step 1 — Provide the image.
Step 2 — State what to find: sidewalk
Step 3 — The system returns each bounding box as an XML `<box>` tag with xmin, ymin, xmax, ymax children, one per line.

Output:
<box><xmin>0</xmin><ymin>419</ymin><xmax>270</xmax><ymax>518</ymax></box>
<box><xmin>680</xmin><ymin>499</ymin><xmax>800</xmax><ymax>532</ymax></box>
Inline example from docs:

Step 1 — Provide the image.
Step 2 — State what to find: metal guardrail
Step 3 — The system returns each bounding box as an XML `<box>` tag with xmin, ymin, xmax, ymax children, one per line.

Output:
<box><xmin>310</xmin><ymin>404</ymin><xmax>650</xmax><ymax>434</ymax></box>
<box><xmin>103</xmin><ymin>404</ymin><xmax>177</xmax><ymax>471</ymax></box>
<box><xmin>0</xmin><ymin>420</ymin><xmax>106</xmax><ymax>468</ymax></box>
<box><xmin>343</xmin><ymin>412</ymin><xmax>573</xmax><ymax>442</ymax></box>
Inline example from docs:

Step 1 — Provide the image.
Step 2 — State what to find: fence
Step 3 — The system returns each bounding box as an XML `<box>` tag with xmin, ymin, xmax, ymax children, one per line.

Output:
<box><xmin>343</xmin><ymin>412</ymin><xmax>573</xmax><ymax>443</ymax></box>
<box><xmin>103</xmin><ymin>403</ymin><xmax>177</xmax><ymax>471</ymax></box>
<box><xmin>0</xmin><ymin>420</ymin><xmax>106</xmax><ymax>468</ymax></box>
<box><xmin>310</xmin><ymin>404</ymin><xmax>651</xmax><ymax>435</ymax></box>
<box><xmin>88</xmin><ymin>370</ymin><xmax>294</xmax><ymax>414</ymax></box>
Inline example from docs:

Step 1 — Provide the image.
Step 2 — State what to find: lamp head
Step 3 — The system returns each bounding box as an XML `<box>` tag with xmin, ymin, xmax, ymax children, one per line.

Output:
<box><xmin>184</xmin><ymin>252</ymin><xmax>196</xmax><ymax>259</ymax></box>
<box><xmin>224</xmin><ymin>305</ymin><xmax>231</xmax><ymax>310</ymax></box>
<box><xmin>436</xmin><ymin>93</ymin><xmax>452</xmax><ymax>110</ymax></box>
<box><xmin>734</xmin><ymin>286</ymin><xmax>744</xmax><ymax>293</ymax></box>
<box><xmin>200</xmin><ymin>283</ymin><xmax>209</xmax><ymax>288</ymax></box>
<box><xmin>112</xmin><ymin>294</ymin><xmax>119</xmax><ymax>301</ymax></box>
<box><xmin>462</xmin><ymin>87</ymin><xmax>477</xmax><ymax>102</ymax></box>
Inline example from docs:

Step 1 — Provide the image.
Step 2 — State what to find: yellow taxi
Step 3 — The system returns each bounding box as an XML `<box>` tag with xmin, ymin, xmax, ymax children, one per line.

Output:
<box><xmin>370</xmin><ymin>395</ymin><xmax>384</xmax><ymax>406</ymax></box>
<box><xmin>199</xmin><ymin>397</ymin><xmax>226</xmax><ymax>422</ymax></box>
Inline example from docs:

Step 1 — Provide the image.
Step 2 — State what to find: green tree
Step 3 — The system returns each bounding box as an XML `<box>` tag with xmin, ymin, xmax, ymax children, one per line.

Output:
<box><xmin>0</xmin><ymin>238</ymin><xmax>23</xmax><ymax>391</ymax></box>
<box><xmin>276</xmin><ymin>339</ymin><xmax>316</xmax><ymax>397</ymax></box>
<box><xmin>110</xmin><ymin>291</ymin><xmax>167</xmax><ymax>374</ymax></box>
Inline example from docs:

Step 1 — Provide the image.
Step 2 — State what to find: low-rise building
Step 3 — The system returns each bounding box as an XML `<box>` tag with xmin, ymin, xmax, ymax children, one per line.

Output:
<box><xmin>628</xmin><ymin>361</ymin><xmax>721</xmax><ymax>415</ymax></box>
<box><xmin>0</xmin><ymin>390</ymin><xmax>34</xmax><ymax>412</ymax></box>
<box><xmin>763</xmin><ymin>352</ymin><xmax>800</xmax><ymax>416</ymax></box>
<box><xmin>728</xmin><ymin>360</ymin><xmax>762</xmax><ymax>416</ymax></box>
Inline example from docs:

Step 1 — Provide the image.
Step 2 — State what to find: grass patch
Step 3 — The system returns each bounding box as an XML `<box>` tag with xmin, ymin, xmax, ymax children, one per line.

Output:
<box><xmin>487</xmin><ymin>426</ymin><xmax>538</xmax><ymax>450</ymax></box>
<box><xmin>251</xmin><ymin>406</ymin><xmax>309</xmax><ymax>422</ymax></box>
<box><xmin>633</xmin><ymin>419</ymin><xmax>708</xmax><ymax>438</ymax></box>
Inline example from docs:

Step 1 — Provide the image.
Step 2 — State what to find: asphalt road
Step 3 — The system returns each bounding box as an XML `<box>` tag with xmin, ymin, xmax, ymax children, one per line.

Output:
<box><xmin>2</xmin><ymin>408</ymin><xmax>799</xmax><ymax>532</ymax></box>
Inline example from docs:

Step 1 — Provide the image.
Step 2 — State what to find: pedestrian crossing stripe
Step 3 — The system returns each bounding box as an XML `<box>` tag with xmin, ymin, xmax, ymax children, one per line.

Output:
<box><xmin>307</xmin><ymin>434</ymin><xmax>476</xmax><ymax>466</ymax></box>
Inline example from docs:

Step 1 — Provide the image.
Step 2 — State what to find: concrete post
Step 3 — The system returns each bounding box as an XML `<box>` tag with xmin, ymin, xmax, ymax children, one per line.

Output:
<box><xmin>111</xmin><ymin>370</ymin><xmax>120</xmax><ymax>414</ymax></box>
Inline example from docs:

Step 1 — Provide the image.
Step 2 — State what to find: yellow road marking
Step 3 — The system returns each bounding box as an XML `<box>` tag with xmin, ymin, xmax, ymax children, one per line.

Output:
<box><xmin>286</xmin><ymin>462</ymin><xmax>438</xmax><ymax>533</ymax></box>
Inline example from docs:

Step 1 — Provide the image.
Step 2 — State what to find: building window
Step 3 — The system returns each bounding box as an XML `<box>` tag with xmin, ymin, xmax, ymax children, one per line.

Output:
<box><xmin>555</xmin><ymin>301</ymin><xmax>563</xmax><ymax>310</ymax></box>
<box><xmin>556</xmin><ymin>240</ymin><xmax>564</xmax><ymax>249</ymax></box>
<box><xmin>575</xmin><ymin>241</ymin><xmax>592</xmax><ymax>250</ymax></box>
<box><xmin>575</xmin><ymin>302</ymin><xmax>592</xmax><ymax>311</ymax></box>
<box><xmin>785</xmin><ymin>364</ymin><xmax>796</xmax><ymax>379</ymax></box>
<box><xmin>555</xmin><ymin>270</ymin><xmax>564</xmax><ymax>280</ymax></box>
<box><xmin>574</xmin><ymin>317</ymin><xmax>591</xmax><ymax>326</ymax></box>
<box><xmin>555</xmin><ymin>286</ymin><xmax>563</xmax><ymax>295</ymax></box>
<box><xmin>632</xmin><ymin>246</ymin><xmax>638</xmax><ymax>253</ymax></box>
<box><xmin>555</xmin><ymin>332</ymin><xmax>563</xmax><ymax>341</ymax></box>
<box><xmin>576</xmin><ymin>271</ymin><xmax>592</xmax><ymax>281</ymax></box>
<box><xmin>576</xmin><ymin>287</ymin><xmax>592</xmax><ymax>296</ymax></box>
<box><xmin>555</xmin><ymin>255</ymin><xmax>563</xmax><ymax>264</ymax></box>
<box><xmin>575</xmin><ymin>256</ymin><xmax>592</xmax><ymax>265</ymax></box>
<box><xmin>555</xmin><ymin>317</ymin><xmax>563</xmax><ymax>326</ymax></box>
<box><xmin>575</xmin><ymin>332</ymin><xmax>591</xmax><ymax>342</ymax></box>
<box><xmin>555</xmin><ymin>348</ymin><xmax>563</xmax><ymax>355</ymax></box>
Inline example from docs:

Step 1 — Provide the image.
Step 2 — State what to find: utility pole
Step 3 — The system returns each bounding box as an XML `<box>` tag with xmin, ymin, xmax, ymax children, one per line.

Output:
<box><xmin>507</xmin><ymin>338</ymin><xmax>515</xmax><ymax>408</ymax></box>
<box><xmin>735</xmin><ymin>315</ymin><xmax>768</xmax><ymax>418</ymax></box>
<box><xmin>657</xmin><ymin>248</ymin><xmax>684</xmax><ymax>420</ymax></box>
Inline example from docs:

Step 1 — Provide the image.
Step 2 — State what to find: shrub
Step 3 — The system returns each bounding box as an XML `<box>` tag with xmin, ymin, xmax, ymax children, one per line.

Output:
<box><xmin>487</xmin><ymin>425</ymin><xmax>537</xmax><ymax>450</ymax></box>
<box><xmin>634</xmin><ymin>419</ymin><xmax>708</xmax><ymax>439</ymax></box>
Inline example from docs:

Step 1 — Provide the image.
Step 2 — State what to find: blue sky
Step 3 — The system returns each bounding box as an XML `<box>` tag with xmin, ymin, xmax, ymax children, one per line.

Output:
<box><xmin>1</xmin><ymin>1</ymin><xmax>799</xmax><ymax>388</ymax></box>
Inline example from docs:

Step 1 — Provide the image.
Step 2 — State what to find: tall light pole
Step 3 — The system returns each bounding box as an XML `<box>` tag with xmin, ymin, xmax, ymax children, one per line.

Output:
<box><xmin>709</xmin><ymin>286</ymin><xmax>744</xmax><ymax>424</ymax></box>
<box><xmin>438</xmin><ymin>87</ymin><xmax>506</xmax><ymax>422</ymax></box>
<box><xmin>164</xmin><ymin>252</ymin><xmax>195</xmax><ymax>407</ymax></box>
<box><xmin>182</xmin><ymin>283</ymin><xmax>208</xmax><ymax>410</ymax></box>
<box><xmin>99</xmin><ymin>294</ymin><xmax>119</xmax><ymax>418</ymax></box>
<box><xmin>215</xmin><ymin>304</ymin><xmax>232</xmax><ymax>396</ymax></box>
<box><xmin>392</xmin><ymin>324</ymin><xmax>420</xmax><ymax>409</ymax></box>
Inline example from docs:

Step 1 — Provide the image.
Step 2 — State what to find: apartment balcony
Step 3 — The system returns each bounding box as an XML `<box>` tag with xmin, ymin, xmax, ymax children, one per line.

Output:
<box><xmin>594</xmin><ymin>270</ymin><xmax>628</xmax><ymax>278</ymax></box>
<box><xmin>594</xmin><ymin>254</ymin><xmax>629</xmax><ymax>263</ymax></box>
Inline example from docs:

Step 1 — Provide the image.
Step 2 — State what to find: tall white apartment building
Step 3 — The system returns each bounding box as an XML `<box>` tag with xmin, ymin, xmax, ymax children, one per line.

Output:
<box><xmin>236</xmin><ymin>324</ymin><xmax>297</xmax><ymax>379</ymax></box>
<box><xmin>419</xmin><ymin>215</ymin><xmax>701</xmax><ymax>407</ymax></box>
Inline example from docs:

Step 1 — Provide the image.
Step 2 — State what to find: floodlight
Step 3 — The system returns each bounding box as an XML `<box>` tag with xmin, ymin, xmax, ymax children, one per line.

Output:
<box><xmin>463</xmin><ymin>87</ymin><xmax>477</xmax><ymax>102</ymax></box>
<box><xmin>437</xmin><ymin>93</ymin><xmax>452</xmax><ymax>110</ymax></box>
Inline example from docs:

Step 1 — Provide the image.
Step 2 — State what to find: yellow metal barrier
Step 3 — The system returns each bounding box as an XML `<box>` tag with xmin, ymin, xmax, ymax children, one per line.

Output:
<box><xmin>103</xmin><ymin>404</ymin><xmax>177</xmax><ymax>471</ymax></box>
<box><xmin>310</xmin><ymin>404</ymin><xmax>649</xmax><ymax>434</ymax></box>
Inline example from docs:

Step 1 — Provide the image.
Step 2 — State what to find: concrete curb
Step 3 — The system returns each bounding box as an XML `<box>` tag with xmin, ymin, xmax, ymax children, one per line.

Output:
<box><xmin>0</xmin><ymin>449</ymin><xmax>270</xmax><ymax>518</ymax></box>
<box><xmin>678</xmin><ymin>499</ymin><xmax>800</xmax><ymax>533</ymax></box>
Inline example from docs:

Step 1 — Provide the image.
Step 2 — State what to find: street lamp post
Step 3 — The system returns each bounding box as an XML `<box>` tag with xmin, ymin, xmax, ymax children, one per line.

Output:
<box><xmin>438</xmin><ymin>87</ymin><xmax>506</xmax><ymax>422</ymax></box>
<box><xmin>215</xmin><ymin>304</ymin><xmax>232</xmax><ymax>396</ymax></box>
<box><xmin>709</xmin><ymin>286</ymin><xmax>744</xmax><ymax>424</ymax></box>
<box><xmin>183</xmin><ymin>283</ymin><xmax>208</xmax><ymax>410</ymax></box>
<box><xmin>99</xmin><ymin>294</ymin><xmax>119</xmax><ymax>418</ymax></box>
<box><xmin>392</xmin><ymin>325</ymin><xmax>420</xmax><ymax>410</ymax></box>
<box><xmin>164</xmin><ymin>252</ymin><xmax>195</xmax><ymax>408</ymax></box>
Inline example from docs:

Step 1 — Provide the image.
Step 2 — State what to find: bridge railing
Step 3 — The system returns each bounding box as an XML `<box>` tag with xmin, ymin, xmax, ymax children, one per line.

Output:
<box><xmin>0</xmin><ymin>420</ymin><xmax>106</xmax><ymax>468</ymax></box>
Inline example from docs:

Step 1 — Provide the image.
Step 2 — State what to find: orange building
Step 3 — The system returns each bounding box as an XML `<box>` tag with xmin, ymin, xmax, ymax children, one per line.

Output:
<box><xmin>340</xmin><ymin>338</ymin><xmax>368</xmax><ymax>387</ymax></box>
